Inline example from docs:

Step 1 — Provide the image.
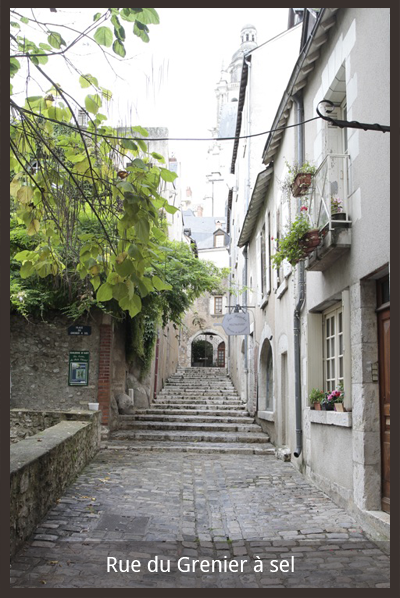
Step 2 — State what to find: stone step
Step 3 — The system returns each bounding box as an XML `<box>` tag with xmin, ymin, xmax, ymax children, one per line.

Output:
<box><xmin>139</xmin><ymin>404</ymin><xmax>247</xmax><ymax>412</ymax></box>
<box><xmin>110</xmin><ymin>430</ymin><xmax>270</xmax><ymax>443</ymax></box>
<box><xmin>103</xmin><ymin>441</ymin><xmax>275</xmax><ymax>455</ymax></box>
<box><xmin>121</xmin><ymin>413</ymin><xmax>254</xmax><ymax>423</ymax></box>
<box><xmin>118</xmin><ymin>420</ymin><xmax>262</xmax><ymax>433</ymax></box>
<box><xmin>158</xmin><ymin>390</ymin><xmax>239</xmax><ymax>395</ymax></box>
<box><xmin>154</xmin><ymin>397</ymin><xmax>243</xmax><ymax>404</ymax></box>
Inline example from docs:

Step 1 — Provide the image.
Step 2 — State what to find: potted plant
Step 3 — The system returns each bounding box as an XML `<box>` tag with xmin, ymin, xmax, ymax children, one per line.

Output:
<box><xmin>271</xmin><ymin>207</ymin><xmax>321</xmax><ymax>269</ymax></box>
<box><xmin>322</xmin><ymin>384</ymin><xmax>345</xmax><ymax>411</ymax></box>
<box><xmin>332</xmin><ymin>383</ymin><xmax>345</xmax><ymax>411</ymax></box>
<box><xmin>282</xmin><ymin>160</ymin><xmax>317</xmax><ymax>197</ymax></box>
<box><xmin>308</xmin><ymin>388</ymin><xmax>325</xmax><ymax>410</ymax></box>
<box><xmin>331</xmin><ymin>196</ymin><xmax>347</xmax><ymax>221</ymax></box>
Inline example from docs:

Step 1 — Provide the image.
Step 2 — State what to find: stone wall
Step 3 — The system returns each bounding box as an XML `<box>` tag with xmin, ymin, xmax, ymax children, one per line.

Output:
<box><xmin>10</xmin><ymin>408</ymin><xmax>100</xmax><ymax>444</ymax></box>
<box><xmin>10</xmin><ymin>312</ymin><xmax>101</xmax><ymax>411</ymax></box>
<box><xmin>10</xmin><ymin>411</ymin><xmax>101</xmax><ymax>558</ymax></box>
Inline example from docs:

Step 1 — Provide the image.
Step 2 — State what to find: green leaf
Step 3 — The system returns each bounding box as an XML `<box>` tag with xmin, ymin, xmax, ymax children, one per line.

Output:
<box><xmin>164</xmin><ymin>203</ymin><xmax>178</xmax><ymax>215</ymax></box>
<box><xmin>100</xmin><ymin>87</ymin><xmax>112</xmax><ymax>101</ymax></box>
<box><xmin>17</xmin><ymin>186</ymin><xmax>33</xmax><ymax>204</ymax></box>
<box><xmin>27</xmin><ymin>219</ymin><xmax>40</xmax><ymax>236</ymax></box>
<box><xmin>121</xmin><ymin>139</ymin><xmax>138</xmax><ymax>152</ymax></box>
<box><xmin>136</xmin><ymin>139</ymin><xmax>147</xmax><ymax>152</ymax></box>
<box><xmin>20</xmin><ymin>261</ymin><xmax>35</xmax><ymax>278</ymax></box>
<box><xmin>94</xmin><ymin>26</ymin><xmax>113</xmax><ymax>47</ymax></box>
<box><xmin>112</xmin><ymin>39</ymin><xmax>126</xmax><ymax>57</ymax></box>
<box><xmin>115</xmin><ymin>258</ymin><xmax>135</xmax><ymax>277</ymax></box>
<box><xmin>120</xmin><ymin>8</ymin><xmax>136</xmax><ymax>22</ymax></box>
<box><xmin>119</xmin><ymin>294</ymin><xmax>142</xmax><ymax>318</ymax></box>
<box><xmin>160</xmin><ymin>168</ymin><xmax>178</xmax><ymax>183</ymax></box>
<box><xmin>79</xmin><ymin>74</ymin><xmax>99</xmax><ymax>89</ymax></box>
<box><xmin>127</xmin><ymin>244</ymin><xmax>143</xmax><ymax>261</ymax></box>
<box><xmin>91</xmin><ymin>276</ymin><xmax>101</xmax><ymax>291</ymax></box>
<box><xmin>39</xmin><ymin>43</ymin><xmax>52</xmax><ymax>51</ymax></box>
<box><xmin>151</xmin><ymin>152</ymin><xmax>165</xmax><ymax>163</ymax></box>
<box><xmin>93</xmin><ymin>12</ymin><xmax>102</xmax><ymax>21</ymax></box>
<box><xmin>131</xmin><ymin>158</ymin><xmax>147</xmax><ymax>170</ymax></box>
<box><xmin>134</xmin><ymin>8</ymin><xmax>160</xmax><ymax>25</ymax></box>
<box><xmin>85</xmin><ymin>94</ymin><xmax>101</xmax><ymax>115</ymax></box>
<box><xmin>135</xmin><ymin>218</ymin><xmax>150</xmax><ymax>243</ymax></box>
<box><xmin>47</xmin><ymin>31</ymin><xmax>66</xmax><ymax>49</ymax></box>
<box><xmin>131</xmin><ymin>125</ymin><xmax>149</xmax><ymax>137</ymax></box>
<box><xmin>112</xmin><ymin>282</ymin><xmax>129</xmax><ymax>300</ymax></box>
<box><xmin>152</xmin><ymin>275</ymin><xmax>172</xmax><ymax>291</ymax></box>
<box><xmin>97</xmin><ymin>282</ymin><xmax>113</xmax><ymax>302</ymax></box>
<box><xmin>20</xmin><ymin>16</ymin><xmax>29</xmax><ymax>24</ymax></box>
<box><xmin>10</xmin><ymin>58</ymin><xmax>21</xmax><ymax>78</ymax></box>
<box><xmin>133</xmin><ymin>21</ymin><xmax>150</xmax><ymax>42</ymax></box>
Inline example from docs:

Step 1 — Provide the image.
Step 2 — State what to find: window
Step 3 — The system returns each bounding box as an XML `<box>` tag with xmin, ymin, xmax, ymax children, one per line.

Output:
<box><xmin>214</xmin><ymin>232</ymin><xmax>225</xmax><ymax>247</ymax></box>
<box><xmin>323</xmin><ymin>304</ymin><xmax>344</xmax><ymax>392</ymax></box>
<box><xmin>214</xmin><ymin>296</ymin><xmax>223</xmax><ymax>314</ymax></box>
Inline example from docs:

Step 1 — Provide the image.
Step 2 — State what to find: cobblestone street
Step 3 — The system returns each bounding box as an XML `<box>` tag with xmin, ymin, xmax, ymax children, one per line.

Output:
<box><xmin>10</xmin><ymin>449</ymin><xmax>390</xmax><ymax>589</ymax></box>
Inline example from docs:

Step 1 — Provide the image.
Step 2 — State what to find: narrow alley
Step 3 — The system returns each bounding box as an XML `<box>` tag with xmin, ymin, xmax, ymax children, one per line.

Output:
<box><xmin>10</xmin><ymin>367</ymin><xmax>390</xmax><ymax>589</ymax></box>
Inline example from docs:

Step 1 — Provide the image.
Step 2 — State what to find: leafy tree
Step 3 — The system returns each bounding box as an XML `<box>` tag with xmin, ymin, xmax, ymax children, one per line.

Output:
<box><xmin>10</xmin><ymin>8</ymin><xmax>181</xmax><ymax>318</ymax></box>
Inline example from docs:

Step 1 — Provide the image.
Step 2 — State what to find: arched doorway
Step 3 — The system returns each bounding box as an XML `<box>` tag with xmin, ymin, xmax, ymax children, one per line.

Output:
<box><xmin>191</xmin><ymin>338</ymin><xmax>213</xmax><ymax>367</ymax></box>
<box><xmin>190</xmin><ymin>332</ymin><xmax>225</xmax><ymax>368</ymax></box>
<box><xmin>259</xmin><ymin>339</ymin><xmax>273</xmax><ymax>411</ymax></box>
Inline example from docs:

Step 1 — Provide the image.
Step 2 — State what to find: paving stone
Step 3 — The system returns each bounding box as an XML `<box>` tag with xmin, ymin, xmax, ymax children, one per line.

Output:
<box><xmin>10</xmin><ymin>382</ymin><xmax>390</xmax><ymax>590</ymax></box>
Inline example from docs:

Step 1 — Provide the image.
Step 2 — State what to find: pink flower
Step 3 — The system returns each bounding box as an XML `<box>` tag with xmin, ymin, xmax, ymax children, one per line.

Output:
<box><xmin>271</xmin><ymin>237</ymin><xmax>274</xmax><ymax>241</ymax></box>
<box><xmin>300</xmin><ymin>205</ymin><xmax>308</xmax><ymax>212</ymax></box>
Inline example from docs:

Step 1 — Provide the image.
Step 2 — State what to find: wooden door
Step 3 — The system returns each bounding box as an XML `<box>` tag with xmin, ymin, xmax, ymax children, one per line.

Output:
<box><xmin>217</xmin><ymin>342</ymin><xmax>225</xmax><ymax>367</ymax></box>
<box><xmin>378</xmin><ymin>306</ymin><xmax>390</xmax><ymax>513</ymax></box>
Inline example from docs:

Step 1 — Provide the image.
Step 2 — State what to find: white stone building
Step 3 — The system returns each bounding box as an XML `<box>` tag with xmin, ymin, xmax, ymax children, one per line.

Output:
<box><xmin>228</xmin><ymin>8</ymin><xmax>390</xmax><ymax>539</ymax></box>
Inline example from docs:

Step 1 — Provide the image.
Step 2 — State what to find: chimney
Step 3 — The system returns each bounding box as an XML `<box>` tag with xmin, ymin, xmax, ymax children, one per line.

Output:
<box><xmin>215</xmin><ymin>220</ymin><xmax>222</xmax><ymax>229</ymax></box>
<box><xmin>186</xmin><ymin>186</ymin><xmax>192</xmax><ymax>197</ymax></box>
<box><xmin>196</xmin><ymin>205</ymin><xmax>204</xmax><ymax>217</ymax></box>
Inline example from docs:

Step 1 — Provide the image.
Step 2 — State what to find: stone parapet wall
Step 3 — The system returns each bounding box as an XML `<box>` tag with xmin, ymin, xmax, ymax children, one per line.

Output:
<box><xmin>10</xmin><ymin>408</ymin><xmax>99</xmax><ymax>444</ymax></box>
<box><xmin>10</xmin><ymin>412</ymin><xmax>101</xmax><ymax>558</ymax></box>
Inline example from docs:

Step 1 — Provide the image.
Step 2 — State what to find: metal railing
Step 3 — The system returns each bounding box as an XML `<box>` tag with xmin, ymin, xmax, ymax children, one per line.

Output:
<box><xmin>307</xmin><ymin>153</ymin><xmax>351</xmax><ymax>231</ymax></box>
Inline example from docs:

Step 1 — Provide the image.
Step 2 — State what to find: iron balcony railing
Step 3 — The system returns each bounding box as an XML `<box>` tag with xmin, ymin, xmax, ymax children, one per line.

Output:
<box><xmin>307</xmin><ymin>153</ymin><xmax>351</xmax><ymax>231</ymax></box>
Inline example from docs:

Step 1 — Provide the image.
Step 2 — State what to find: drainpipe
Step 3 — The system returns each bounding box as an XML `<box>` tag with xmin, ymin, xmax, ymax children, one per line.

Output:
<box><xmin>243</xmin><ymin>54</ymin><xmax>252</xmax><ymax>407</ymax></box>
<box><xmin>293</xmin><ymin>92</ymin><xmax>306</xmax><ymax>459</ymax></box>
<box><xmin>243</xmin><ymin>245</ymin><xmax>249</xmax><ymax>407</ymax></box>
<box><xmin>153</xmin><ymin>333</ymin><xmax>160</xmax><ymax>401</ymax></box>
<box><xmin>245</xmin><ymin>55</ymin><xmax>252</xmax><ymax>212</ymax></box>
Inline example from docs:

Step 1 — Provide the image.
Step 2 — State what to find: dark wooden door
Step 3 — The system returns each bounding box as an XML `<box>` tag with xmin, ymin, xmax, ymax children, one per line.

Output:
<box><xmin>217</xmin><ymin>342</ymin><xmax>225</xmax><ymax>367</ymax></box>
<box><xmin>378</xmin><ymin>306</ymin><xmax>390</xmax><ymax>513</ymax></box>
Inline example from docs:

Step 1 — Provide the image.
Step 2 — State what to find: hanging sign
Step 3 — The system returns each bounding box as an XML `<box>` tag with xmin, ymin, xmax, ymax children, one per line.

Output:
<box><xmin>68</xmin><ymin>351</ymin><xmax>90</xmax><ymax>386</ymax></box>
<box><xmin>221</xmin><ymin>312</ymin><xmax>250</xmax><ymax>336</ymax></box>
<box><xmin>68</xmin><ymin>325</ymin><xmax>91</xmax><ymax>336</ymax></box>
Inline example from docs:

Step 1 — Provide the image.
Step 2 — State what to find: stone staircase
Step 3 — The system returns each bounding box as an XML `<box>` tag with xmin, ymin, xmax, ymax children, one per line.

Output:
<box><xmin>108</xmin><ymin>367</ymin><xmax>274</xmax><ymax>454</ymax></box>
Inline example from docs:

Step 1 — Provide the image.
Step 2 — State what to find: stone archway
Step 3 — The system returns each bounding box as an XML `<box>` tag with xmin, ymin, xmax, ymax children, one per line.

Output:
<box><xmin>183</xmin><ymin>329</ymin><xmax>227</xmax><ymax>368</ymax></box>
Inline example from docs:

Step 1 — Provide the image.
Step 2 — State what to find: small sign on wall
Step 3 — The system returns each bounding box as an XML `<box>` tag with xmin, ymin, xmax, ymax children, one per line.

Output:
<box><xmin>68</xmin><ymin>351</ymin><xmax>89</xmax><ymax>386</ymax></box>
<box><xmin>68</xmin><ymin>325</ymin><xmax>91</xmax><ymax>336</ymax></box>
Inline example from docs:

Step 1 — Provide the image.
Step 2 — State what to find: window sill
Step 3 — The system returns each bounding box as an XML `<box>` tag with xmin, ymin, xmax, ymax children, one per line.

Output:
<box><xmin>257</xmin><ymin>410</ymin><xmax>275</xmax><ymax>422</ymax></box>
<box><xmin>276</xmin><ymin>277</ymin><xmax>289</xmax><ymax>299</ymax></box>
<box><xmin>308</xmin><ymin>408</ymin><xmax>352</xmax><ymax>428</ymax></box>
<box><xmin>260</xmin><ymin>295</ymin><xmax>269</xmax><ymax>309</ymax></box>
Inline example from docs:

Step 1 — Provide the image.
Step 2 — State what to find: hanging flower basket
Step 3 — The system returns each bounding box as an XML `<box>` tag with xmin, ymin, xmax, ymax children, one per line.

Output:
<box><xmin>300</xmin><ymin>229</ymin><xmax>321</xmax><ymax>256</ymax></box>
<box><xmin>291</xmin><ymin>173</ymin><xmax>313</xmax><ymax>197</ymax></box>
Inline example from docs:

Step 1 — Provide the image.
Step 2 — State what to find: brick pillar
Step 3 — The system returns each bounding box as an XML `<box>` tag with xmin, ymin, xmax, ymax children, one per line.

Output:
<box><xmin>97</xmin><ymin>317</ymin><xmax>113</xmax><ymax>426</ymax></box>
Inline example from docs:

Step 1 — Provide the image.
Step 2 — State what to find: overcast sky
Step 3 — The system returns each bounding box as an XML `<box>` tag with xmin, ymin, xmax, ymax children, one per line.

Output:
<box><xmin>13</xmin><ymin>7</ymin><xmax>291</xmax><ymax>199</ymax></box>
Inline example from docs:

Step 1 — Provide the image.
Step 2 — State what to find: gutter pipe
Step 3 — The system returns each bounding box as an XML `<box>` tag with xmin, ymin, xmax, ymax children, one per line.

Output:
<box><xmin>293</xmin><ymin>91</ymin><xmax>306</xmax><ymax>459</ymax></box>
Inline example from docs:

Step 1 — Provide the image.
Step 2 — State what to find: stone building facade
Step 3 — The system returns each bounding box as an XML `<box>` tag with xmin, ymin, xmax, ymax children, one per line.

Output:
<box><xmin>228</xmin><ymin>8</ymin><xmax>390</xmax><ymax>537</ymax></box>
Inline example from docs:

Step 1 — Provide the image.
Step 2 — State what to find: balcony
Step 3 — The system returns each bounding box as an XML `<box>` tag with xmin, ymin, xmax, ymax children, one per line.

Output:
<box><xmin>306</xmin><ymin>154</ymin><xmax>352</xmax><ymax>272</ymax></box>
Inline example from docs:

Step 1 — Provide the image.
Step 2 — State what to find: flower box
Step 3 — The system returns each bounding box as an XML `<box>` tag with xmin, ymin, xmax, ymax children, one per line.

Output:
<box><xmin>300</xmin><ymin>229</ymin><xmax>321</xmax><ymax>256</ymax></box>
<box><xmin>292</xmin><ymin>173</ymin><xmax>313</xmax><ymax>197</ymax></box>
